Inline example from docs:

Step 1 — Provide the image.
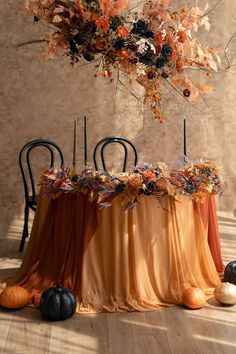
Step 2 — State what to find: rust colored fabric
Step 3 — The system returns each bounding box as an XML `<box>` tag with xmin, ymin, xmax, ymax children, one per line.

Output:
<box><xmin>2</xmin><ymin>194</ymin><xmax>221</xmax><ymax>313</ymax></box>
<box><xmin>194</xmin><ymin>196</ymin><xmax>224</xmax><ymax>273</ymax></box>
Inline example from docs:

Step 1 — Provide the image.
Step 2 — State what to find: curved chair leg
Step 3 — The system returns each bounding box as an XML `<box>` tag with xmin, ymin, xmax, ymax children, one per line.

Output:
<box><xmin>19</xmin><ymin>204</ymin><xmax>29</xmax><ymax>252</ymax></box>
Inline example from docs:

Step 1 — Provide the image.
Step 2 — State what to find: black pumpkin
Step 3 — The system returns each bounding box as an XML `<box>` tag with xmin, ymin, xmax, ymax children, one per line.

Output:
<box><xmin>224</xmin><ymin>261</ymin><xmax>236</xmax><ymax>285</ymax></box>
<box><xmin>40</xmin><ymin>286</ymin><xmax>77</xmax><ymax>321</ymax></box>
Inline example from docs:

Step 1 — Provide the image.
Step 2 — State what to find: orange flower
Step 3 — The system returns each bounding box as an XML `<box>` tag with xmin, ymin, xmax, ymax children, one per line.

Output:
<box><xmin>143</xmin><ymin>170</ymin><xmax>155</xmax><ymax>181</ymax></box>
<box><xmin>178</xmin><ymin>31</ymin><xmax>188</xmax><ymax>43</ymax></box>
<box><xmin>94</xmin><ymin>38</ymin><xmax>107</xmax><ymax>51</ymax></box>
<box><xmin>170</xmin><ymin>49</ymin><xmax>178</xmax><ymax>61</ymax></box>
<box><xmin>120</xmin><ymin>50</ymin><xmax>128</xmax><ymax>59</ymax></box>
<box><xmin>171</xmin><ymin>13</ymin><xmax>177</xmax><ymax>20</ymax></box>
<box><xmin>128</xmin><ymin>173</ymin><xmax>143</xmax><ymax>189</ymax></box>
<box><xmin>176</xmin><ymin>59</ymin><xmax>185</xmax><ymax>69</ymax></box>
<box><xmin>96</xmin><ymin>16</ymin><xmax>110</xmax><ymax>32</ymax></box>
<box><xmin>154</xmin><ymin>32</ymin><xmax>165</xmax><ymax>44</ymax></box>
<box><xmin>117</xmin><ymin>26</ymin><xmax>128</xmax><ymax>39</ymax></box>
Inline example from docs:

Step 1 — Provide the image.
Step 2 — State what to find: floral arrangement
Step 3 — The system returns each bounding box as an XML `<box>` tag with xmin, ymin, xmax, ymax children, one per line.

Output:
<box><xmin>25</xmin><ymin>0</ymin><xmax>220</xmax><ymax>122</ymax></box>
<box><xmin>39</xmin><ymin>161</ymin><xmax>225</xmax><ymax>210</ymax></box>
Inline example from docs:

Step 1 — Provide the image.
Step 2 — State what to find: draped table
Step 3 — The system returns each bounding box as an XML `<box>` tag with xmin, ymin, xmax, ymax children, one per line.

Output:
<box><xmin>2</xmin><ymin>192</ymin><xmax>224</xmax><ymax>313</ymax></box>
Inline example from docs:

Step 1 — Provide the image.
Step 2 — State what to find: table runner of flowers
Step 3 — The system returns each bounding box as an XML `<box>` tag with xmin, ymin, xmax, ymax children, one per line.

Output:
<box><xmin>25</xmin><ymin>0</ymin><xmax>220</xmax><ymax>122</ymax></box>
<box><xmin>39</xmin><ymin>161</ymin><xmax>225</xmax><ymax>210</ymax></box>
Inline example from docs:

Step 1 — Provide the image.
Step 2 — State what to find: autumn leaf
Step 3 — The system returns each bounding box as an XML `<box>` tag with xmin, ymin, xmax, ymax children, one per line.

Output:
<box><xmin>52</xmin><ymin>15</ymin><xmax>62</xmax><ymax>23</ymax></box>
<box><xmin>195</xmin><ymin>82</ymin><xmax>213</xmax><ymax>94</ymax></box>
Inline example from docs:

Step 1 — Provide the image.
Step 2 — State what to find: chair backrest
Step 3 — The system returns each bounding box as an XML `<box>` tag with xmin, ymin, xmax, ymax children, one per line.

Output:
<box><xmin>19</xmin><ymin>139</ymin><xmax>65</xmax><ymax>202</ymax></box>
<box><xmin>93</xmin><ymin>136</ymin><xmax>138</xmax><ymax>174</ymax></box>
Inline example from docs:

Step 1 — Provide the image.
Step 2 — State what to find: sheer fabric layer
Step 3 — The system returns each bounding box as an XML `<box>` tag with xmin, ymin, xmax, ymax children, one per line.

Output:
<box><xmin>2</xmin><ymin>194</ymin><xmax>221</xmax><ymax>313</ymax></box>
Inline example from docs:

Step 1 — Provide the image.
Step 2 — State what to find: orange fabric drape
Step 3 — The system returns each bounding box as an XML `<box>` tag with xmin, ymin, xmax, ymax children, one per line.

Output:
<box><xmin>2</xmin><ymin>194</ymin><xmax>221</xmax><ymax>313</ymax></box>
<box><xmin>194</xmin><ymin>196</ymin><xmax>224</xmax><ymax>273</ymax></box>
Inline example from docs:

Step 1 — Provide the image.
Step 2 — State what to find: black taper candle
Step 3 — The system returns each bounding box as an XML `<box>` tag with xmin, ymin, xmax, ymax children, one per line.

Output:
<box><xmin>72</xmin><ymin>118</ymin><xmax>77</xmax><ymax>169</ymax></box>
<box><xmin>84</xmin><ymin>115</ymin><xmax>87</xmax><ymax>167</ymax></box>
<box><xmin>184</xmin><ymin>118</ymin><xmax>187</xmax><ymax>161</ymax></box>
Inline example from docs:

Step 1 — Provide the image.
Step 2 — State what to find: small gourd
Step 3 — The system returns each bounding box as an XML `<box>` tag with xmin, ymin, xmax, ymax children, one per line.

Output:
<box><xmin>0</xmin><ymin>286</ymin><xmax>30</xmax><ymax>309</ymax></box>
<box><xmin>214</xmin><ymin>282</ymin><xmax>236</xmax><ymax>305</ymax></box>
<box><xmin>182</xmin><ymin>287</ymin><xmax>206</xmax><ymax>309</ymax></box>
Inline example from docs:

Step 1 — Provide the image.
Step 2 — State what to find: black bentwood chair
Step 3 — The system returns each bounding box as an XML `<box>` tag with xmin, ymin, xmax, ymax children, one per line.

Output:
<box><xmin>19</xmin><ymin>139</ymin><xmax>65</xmax><ymax>251</ymax></box>
<box><xmin>93</xmin><ymin>136</ymin><xmax>138</xmax><ymax>174</ymax></box>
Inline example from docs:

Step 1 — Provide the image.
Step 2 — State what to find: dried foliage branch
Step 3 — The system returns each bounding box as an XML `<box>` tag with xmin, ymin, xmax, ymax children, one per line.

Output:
<box><xmin>16</xmin><ymin>0</ymin><xmax>228</xmax><ymax>121</ymax></box>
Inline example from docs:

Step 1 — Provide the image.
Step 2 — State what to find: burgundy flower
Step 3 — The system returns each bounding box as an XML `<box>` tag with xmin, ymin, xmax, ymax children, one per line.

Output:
<box><xmin>183</xmin><ymin>89</ymin><xmax>191</xmax><ymax>97</ymax></box>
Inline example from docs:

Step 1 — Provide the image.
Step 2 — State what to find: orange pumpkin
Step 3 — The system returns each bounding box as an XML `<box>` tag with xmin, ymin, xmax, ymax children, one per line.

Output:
<box><xmin>0</xmin><ymin>286</ymin><xmax>30</xmax><ymax>309</ymax></box>
<box><xmin>182</xmin><ymin>287</ymin><xmax>206</xmax><ymax>309</ymax></box>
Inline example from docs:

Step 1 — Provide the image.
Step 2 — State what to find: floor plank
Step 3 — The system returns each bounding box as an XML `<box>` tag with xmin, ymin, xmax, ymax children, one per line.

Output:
<box><xmin>160</xmin><ymin>306</ymin><xmax>202</xmax><ymax>354</ymax></box>
<box><xmin>0</xmin><ymin>309</ymin><xmax>14</xmax><ymax>352</ymax></box>
<box><xmin>2</xmin><ymin>308</ymin><xmax>42</xmax><ymax>353</ymax></box>
<box><xmin>186</xmin><ymin>304</ymin><xmax>236</xmax><ymax>354</ymax></box>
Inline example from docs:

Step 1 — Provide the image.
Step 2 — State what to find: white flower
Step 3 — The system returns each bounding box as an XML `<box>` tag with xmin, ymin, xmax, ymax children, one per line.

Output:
<box><xmin>136</xmin><ymin>38</ymin><xmax>149</xmax><ymax>54</ymax></box>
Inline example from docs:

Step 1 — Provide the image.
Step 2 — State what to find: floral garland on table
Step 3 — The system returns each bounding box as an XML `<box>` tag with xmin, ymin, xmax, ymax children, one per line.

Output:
<box><xmin>25</xmin><ymin>0</ymin><xmax>220</xmax><ymax>122</ymax></box>
<box><xmin>39</xmin><ymin>161</ymin><xmax>225</xmax><ymax>210</ymax></box>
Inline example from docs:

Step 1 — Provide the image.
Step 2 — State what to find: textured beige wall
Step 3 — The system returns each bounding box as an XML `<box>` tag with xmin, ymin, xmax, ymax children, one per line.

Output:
<box><xmin>1</xmin><ymin>0</ymin><xmax>236</xmax><ymax>238</ymax></box>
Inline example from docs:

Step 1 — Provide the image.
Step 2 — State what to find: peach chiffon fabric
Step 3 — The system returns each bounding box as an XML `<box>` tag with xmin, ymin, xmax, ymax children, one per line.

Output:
<box><xmin>194</xmin><ymin>196</ymin><xmax>224</xmax><ymax>273</ymax></box>
<box><xmin>2</xmin><ymin>193</ymin><xmax>222</xmax><ymax>313</ymax></box>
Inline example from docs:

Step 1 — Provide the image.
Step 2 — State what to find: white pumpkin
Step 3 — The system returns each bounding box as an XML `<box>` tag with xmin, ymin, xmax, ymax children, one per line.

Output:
<box><xmin>214</xmin><ymin>282</ymin><xmax>236</xmax><ymax>305</ymax></box>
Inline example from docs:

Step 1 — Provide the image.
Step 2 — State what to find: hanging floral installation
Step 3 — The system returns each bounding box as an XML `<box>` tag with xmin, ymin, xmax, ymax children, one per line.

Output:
<box><xmin>39</xmin><ymin>161</ymin><xmax>225</xmax><ymax>210</ymax></box>
<box><xmin>25</xmin><ymin>0</ymin><xmax>220</xmax><ymax>122</ymax></box>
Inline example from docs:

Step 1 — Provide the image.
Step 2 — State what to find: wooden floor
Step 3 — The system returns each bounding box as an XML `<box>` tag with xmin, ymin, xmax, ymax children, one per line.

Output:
<box><xmin>0</xmin><ymin>211</ymin><xmax>236</xmax><ymax>354</ymax></box>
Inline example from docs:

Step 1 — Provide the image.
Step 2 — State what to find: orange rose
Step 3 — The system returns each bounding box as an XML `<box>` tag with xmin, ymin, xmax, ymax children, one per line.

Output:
<box><xmin>154</xmin><ymin>32</ymin><xmax>165</xmax><ymax>44</ymax></box>
<box><xmin>94</xmin><ymin>38</ymin><xmax>107</xmax><ymax>51</ymax></box>
<box><xmin>128</xmin><ymin>173</ymin><xmax>143</xmax><ymax>189</ymax></box>
<box><xmin>117</xmin><ymin>26</ymin><xmax>128</xmax><ymax>39</ymax></box>
<box><xmin>96</xmin><ymin>16</ymin><xmax>110</xmax><ymax>33</ymax></box>
<box><xmin>178</xmin><ymin>31</ymin><xmax>188</xmax><ymax>43</ymax></box>
<box><xmin>176</xmin><ymin>59</ymin><xmax>185</xmax><ymax>69</ymax></box>
<box><xmin>170</xmin><ymin>49</ymin><xmax>178</xmax><ymax>62</ymax></box>
<box><xmin>143</xmin><ymin>170</ymin><xmax>155</xmax><ymax>181</ymax></box>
